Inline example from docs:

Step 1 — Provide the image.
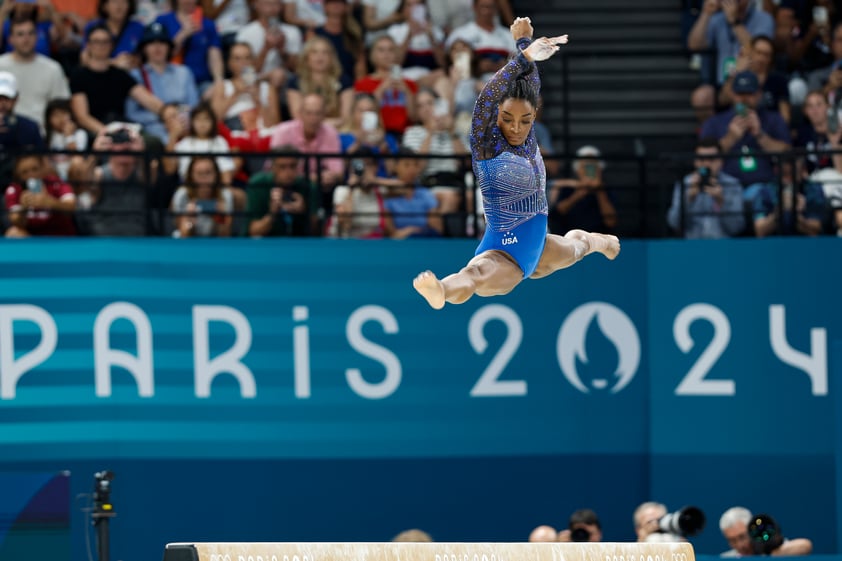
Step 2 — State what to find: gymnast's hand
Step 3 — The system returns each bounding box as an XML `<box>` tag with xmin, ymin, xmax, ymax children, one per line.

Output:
<box><xmin>510</xmin><ymin>16</ymin><xmax>533</xmax><ymax>41</ymax></box>
<box><xmin>523</xmin><ymin>35</ymin><xmax>569</xmax><ymax>62</ymax></box>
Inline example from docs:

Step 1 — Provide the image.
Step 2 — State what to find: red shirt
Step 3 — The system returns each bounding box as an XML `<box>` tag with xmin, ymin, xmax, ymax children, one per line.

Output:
<box><xmin>4</xmin><ymin>176</ymin><xmax>77</xmax><ymax>236</ymax></box>
<box><xmin>354</xmin><ymin>76</ymin><xmax>418</xmax><ymax>135</ymax></box>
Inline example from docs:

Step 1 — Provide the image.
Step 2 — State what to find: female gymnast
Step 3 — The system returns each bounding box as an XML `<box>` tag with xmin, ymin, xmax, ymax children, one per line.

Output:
<box><xmin>413</xmin><ymin>17</ymin><xmax>620</xmax><ymax>310</ymax></box>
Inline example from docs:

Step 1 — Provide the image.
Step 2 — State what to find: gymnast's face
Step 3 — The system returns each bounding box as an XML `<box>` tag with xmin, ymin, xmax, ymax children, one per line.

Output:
<box><xmin>497</xmin><ymin>98</ymin><xmax>535</xmax><ymax>147</ymax></box>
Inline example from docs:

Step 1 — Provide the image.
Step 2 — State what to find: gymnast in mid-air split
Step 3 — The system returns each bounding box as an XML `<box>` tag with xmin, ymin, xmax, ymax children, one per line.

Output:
<box><xmin>413</xmin><ymin>16</ymin><xmax>620</xmax><ymax>310</ymax></box>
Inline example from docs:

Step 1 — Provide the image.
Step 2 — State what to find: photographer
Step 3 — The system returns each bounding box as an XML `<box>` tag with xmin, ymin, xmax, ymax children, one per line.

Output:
<box><xmin>667</xmin><ymin>136</ymin><xmax>746</xmax><ymax>238</ymax></box>
<box><xmin>634</xmin><ymin>502</ymin><xmax>705</xmax><ymax>543</ymax></box>
<box><xmin>558</xmin><ymin>509</ymin><xmax>603</xmax><ymax>543</ymax></box>
<box><xmin>719</xmin><ymin>507</ymin><xmax>813</xmax><ymax>557</ymax></box>
<box><xmin>547</xmin><ymin>145</ymin><xmax>617</xmax><ymax>235</ymax></box>
<box><xmin>247</xmin><ymin>145</ymin><xmax>313</xmax><ymax>237</ymax></box>
<box><xmin>327</xmin><ymin>147</ymin><xmax>389</xmax><ymax>239</ymax></box>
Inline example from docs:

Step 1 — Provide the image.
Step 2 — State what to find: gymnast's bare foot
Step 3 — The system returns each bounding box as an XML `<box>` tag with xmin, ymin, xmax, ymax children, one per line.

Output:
<box><xmin>413</xmin><ymin>271</ymin><xmax>446</xmax><ymax>309</ymax></box>
<box><xmin>597</xmin><ymin>233</ymin><xmax>620</xmax><ymax>260</ymax></box>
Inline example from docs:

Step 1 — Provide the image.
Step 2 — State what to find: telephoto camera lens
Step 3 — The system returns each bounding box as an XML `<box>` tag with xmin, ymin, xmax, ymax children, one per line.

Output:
<box><xmin>570</xmin><ymin>527</ymin><xmax>591</xmax><ymax>542</ymax></box>
<box><xmin>748</xmin><ymin>514</ymin><xmax>784</xmax><ymax>555</ymax></box>
<box><xmin>658</xmin><ymin>506</ymin><xmax>706</xmax><ymax>537</ymax></box>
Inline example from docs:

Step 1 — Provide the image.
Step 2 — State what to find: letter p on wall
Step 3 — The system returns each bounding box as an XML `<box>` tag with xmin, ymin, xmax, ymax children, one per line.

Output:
<box><xmin>0</xmin><ymin>305</ymin><xmax>58</xmax><ymax>400</ymax></box>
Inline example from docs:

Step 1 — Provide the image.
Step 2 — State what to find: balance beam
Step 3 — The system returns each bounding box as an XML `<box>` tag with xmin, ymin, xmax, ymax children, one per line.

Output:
<box><xmin>162</xmin><ymin>541</ymin><xmax>696</xmax><ymax>561</ymax></box>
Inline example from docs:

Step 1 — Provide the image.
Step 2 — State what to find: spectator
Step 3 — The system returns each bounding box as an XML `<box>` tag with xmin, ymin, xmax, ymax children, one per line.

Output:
<box><xmin>794</xmin><ymin>89</ymin><xmax>842</xmax><ymax>177</ymax></box>
<box><xmin>72</xmin><ymin>125</ymin><xmax>153</xmax><ymax>236</ymax></box>
<box><xmin>81</xmin><ymin>0</ymin><xmax>145</xmax><ymax>70</ymax></box>
<box><xmin>383</xmin><ymin>146</ymin><xmax>442</xmax><ymax>238</ymax></box>
<box><xmin>126</xmin><ymin>22</ymin><xmax>200</xmax><ymax>144</ymax></box>
<box><xmin>209</xmin><ymin>42</ymin><xmax>280</xmax><ymax>132</ymax></box>
<box><xmin>171</xmin><ymin>101</ymin><xmax>236</xmax><ymax>184</ymax></box>
<box><xmin>667</xmin><ymin>137</ymin><xmax>746</xmax><ymax>238</ymax></box>
<box><xmin>354</xmin><ymin>34</ymin><xmax>418</xmax><ymax>136</ymax></box>
<box><xmin>202</xmin><ymin>0</ymin><xmax>250</xmax><ymax>45</ymax></box>
<box><xmin>235</xmin><ymin>0</ymin><xmax>303</xmax><ymax>90</ymax></box>
<box><xmin>247</xmin><ymin>146</ymin><xmax>315</xmax><ymax>236</ymax></box>
<box><xmin>547</xmin><ymin>145</ymin><xmax>618</xmax><ymax>235</ymax></box>
<box><xmin>287</xmin><ymin>36</ymin><xmax>354</xmax><ymax>129</ymax></box>
<box><xmin>719</xmin><ymin>507</ymin><xmax>813</xmax><ymax>556</ymax></box>
<box><xmin>634</xmin><ymin>501</ymin><xmax>684</xmax><ymax>543</ymax></box>
<box><xmin>0</xmin><ymin>3</ymin><xmax>64</xmax><ymax>58</ymax></box>
<box><xmin>444</xmin><ymin>0</ymin><xmax>516</xmax><ymax>81</ymax></box>
<box><xmin>0</xmin><ymin>71</ymin><xmax>44</xmax><ymax>184</ymax></box>
<box><xmin>171</xmin><ymin>155</ymin><xmax>233</xmax><ymax>237</ymax></box>
<box><xmin>4</xmin><ymin>154</ymin><xmax>76</xmax><ymax>237</ymax></box>
<box><xmin>687</xmin><ymin>0</ymin><xmax>775</xmax><ymax>123</ymax></box>
<box><xmin>558</xmin><ymin>509</ymin><xmax>603</xmax><ymax>543</ymax></box>
<box><xmin>752</xmin><ymin>160</ymin><xmax>828</xmax><ymax>236</ymax></box>
<box><xmin>340</xmin><ymin>92</ymin><xmax>400</xmax><ymax>164</ymax></box>
<box><xmin>528</xmin><ymin>525</ymin><xmax>558</xmax><ymax>543</ymax></box>
<box><xmin>283</xmin><ymin>0</ymin><xmax>325</xmax><ymax>30</ymax></box>
<box><xmin>387</xmin><ymin>0</ymin><xmax>446</xmax><ymax>88</ymax></box>
<box><xmin>440</xmin><ymin>37</ymin><xmax>480</xmax><ymax>140</ymax></box>
<box><xmin>327</xmin><ymin>146</ymin><xmax>392</xmax><ymax>238</ymax></box>
<box><xmin>392</xmin><ymin>528</ymin><xmax>434</xmax><ymax>542</ymax></box>
<box><xmin>361</xmin><ymin>0</ymin><xmax>401</xmax><ymax>47</ymax></box>
<box><xmin>154</xmin><ymin>0</ymin><xmax>224</xmax><ymax>92</ymax></box>
<box><xmin>44</xmin><ymin>98</ymin><xmax>88</xmax><ymax>181</ymax></box>
<box><xmin>69</xmin><ymin>23</ymin><xmax>163</xmax><ymax>135</ymax></box>
<box><xmin>402</xmin><ymin>87</ymin><xmax>468</xmax><ymax>215</ymax></box>
<box><xmin>310</xmin><ymin>0</ymin><xmax>365</xmax><ymax>86</ymax></box>
<box><xmin>269</xmin><ymin>92</ymin><xmax>344</xmax><ymax>207</ymax></box>
<box><xmin>718</xmin><ymin>36</ymin><xmax>790</xmax><ymax>123</ymax></box>
<box><xmin>699</xmin><ymin>70</ymin><xmax>790</xmax><ymax>202</ymax></box>
<box><xmin>775</xmin><ymin>0</ymin><xmax>835</xmax><ymax>74</ymax></box>
<box><xmin>0</xmin><ymin>15</ymin><xmax>70</xmax><ymax>131</ymax></box>
<box><xmin>806</xmin><ymin>22</ymin><xmax>842</xmax><ymax>100</ymax></box>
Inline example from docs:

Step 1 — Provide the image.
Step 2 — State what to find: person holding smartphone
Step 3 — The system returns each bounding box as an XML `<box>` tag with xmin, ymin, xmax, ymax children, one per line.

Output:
<box><xmin>547</xmin><ymin>145</ymin><xmax>618</xmax><ymax>236</ymax></box>
<box><xmin>4</xmin><ymin>153</ymin><xmax>77</xmax><ymax>237</ymax></box>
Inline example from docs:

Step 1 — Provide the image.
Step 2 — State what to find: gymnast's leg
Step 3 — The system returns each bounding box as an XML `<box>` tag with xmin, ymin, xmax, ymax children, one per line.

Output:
<box><xmin>413</xmin><ymin>250</ymin><xmax>525</xmax><ymax>309</ymax></box>
<box><xmin>529</xmin><ymin>229</ymin><xmax>620</xmax><ymax>279</ymax></box>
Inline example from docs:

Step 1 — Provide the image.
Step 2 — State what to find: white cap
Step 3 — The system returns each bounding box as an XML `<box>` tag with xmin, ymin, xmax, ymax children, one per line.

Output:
<box><xmin>0</xmin><ymin>71</ymin><xmax>18</xmax><ymax>98</ymax></box>
<box><xmin>576</xmin><ymin>145</ymin><xmax>601</xmax><ymax>158</ymax></box>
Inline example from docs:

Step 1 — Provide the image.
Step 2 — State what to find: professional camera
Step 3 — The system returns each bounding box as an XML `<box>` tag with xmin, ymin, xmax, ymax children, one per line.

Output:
<box><xmin>93</xmin><ymin>470</ymin><xmax>114</xmax><ymax>512</ymax></box>
<box><xmin>748</xmin><ymin>514</ymin><xmax>784</xmax><ymax>555</ymax></box>
<box><xmin>107</xmin><ymin>128</ymin><xmax>132</xmax><ymax>144</ymax></box>
<box><xmin>351</xmin><ymin>158</ymin><xmax>365</xmax><ymax>177</ymax></box>
<box><xmin>570</xmin><ymin>527</ymin><xmax>591</xmax><ymax>542</ymax></box>
<box><xmin>657</xmin><ymin>506</ymin><xmax>706</xmax><ymax>537</ymax></box>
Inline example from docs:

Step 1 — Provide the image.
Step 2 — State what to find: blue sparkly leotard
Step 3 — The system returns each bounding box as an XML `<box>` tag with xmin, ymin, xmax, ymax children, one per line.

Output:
<box><xmin>471</xmin><ymin>37</ymin><xmax>548</xmax><ymax>278</ymax></box>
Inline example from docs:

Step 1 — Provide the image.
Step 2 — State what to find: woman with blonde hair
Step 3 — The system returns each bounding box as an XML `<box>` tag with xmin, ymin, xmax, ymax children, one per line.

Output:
<box><xmin>286</xmin><ymin>35</ymin><xmax>354</xmax><ymax>129</ymax></box>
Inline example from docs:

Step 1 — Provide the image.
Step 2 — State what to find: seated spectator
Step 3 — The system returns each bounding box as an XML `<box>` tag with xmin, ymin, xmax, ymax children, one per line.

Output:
<box><xmin>392</xmin><ymin>529</ymin><xmax>433</xmax><ymax>542</ymax></box>
<box><xmin>667</xmin><ymin>137</ymin><xmax>746</xmax><ymax>238</ymax></box>
<box><xmin>247</xmin><ymin>146</ymin><xmax>315</xmax><ymax>236</ymax></box>
<box><xmin>558</xmin><ymin>509</ymin><xmax>603</xmax><ymax>543</ymax></box>
<box><xmin>401</xmin><ymin>87</ymin><xmax>468</xmax><ymax>215</ymax></box>
<box><xmin>203</xmin><ymin>0</ymin><xmax>250</xmax><ymax>45</ymax></box>
<box><xmin>0</xmin><ymin>71</ymin><xmax>44</xmax><ymax>184</ymax></box>
<box><xmin>383</xmin><ymin>146</ymin><xmax>442</xmax><ymax>238</ymax></box>
<box><xmin>687</xmin><ymin>0</ymin><xmax>774</xmax><ymax>124</ymax></box>
<box><xmin>69</xmin><ymin>23</ymin><xmax>163</xmax><ymax>135</ymax></box>
<box><xmin>0</xmin><ymin>3</ymin><xmax>63</xmax><ymax>58</ymax></box>
<box><xmin>235</xmin><ymin>0</ymin><xmax>302</xmax><ymax>90</ymax></box>
<box><xmin>286</xmin><ymin>36</ymin><xmax>354</xmax><ymax>129</ymax></box>
<box><xmin>699</xmin><ymin>71</ymin><xmax>791</xmax><ymax>202</ymax></box>
<box><xmin>0</xmin><ymin>14</ymin><xmax>70</xmax><ymax>131</ymax></box>
<box><xmin>775</xmin><ymin>0</ymin><xmax>835</xmax><ymax>75</ymax></box>
<box><xmin>327</xmin><ymin>147</ymin><xmax>390</xmax><ymax>238</ymax></box>
<box><xmin>528</xmin><ymin>525</ymin><xmax>558</xmax><ymax>543</ymax></box>
<box><xmin>438</xmin><ymin>37</ymin><xmax>480</xmax><ymax>140</ymax></box>
<box><xmin>361</xmin><ymin>0</ymin><xmax>401</xmax><ymax>47</ymax></box>
<box><xmin>171</xmin><ymin>155</ymin><xmax>233</xmax><ymax>237</ymax></box>
<box><xmin>444</xmin><ymin>0</ymin><xmax>516</xmax><ymax>82</ymax></box>
<box><xmin>209</xmin><ymin>42</ymin><xmax>280</xmax><ymax>132</ymax></box>
<box><xmin>794</xmin><ymin>90</ymin><xmax>842</xmax><ymax>178</ymax></box>
<box><xmin>387</xmin><ymin>0</ymin><xmax>446</xmax><ymax>88</ymax></box>
<box><xmin>82</xmin><ymin>0</ymin><xmax>145</xmax><ymax>70</ymax></box>
<box><xmin>719</xmin><ymin>507</ymin><xmax>813</xmax><ymax>557</ymax></box>
<box><xmin>169</xmin><ymin>101</ymin><xmax>236</xmax><ymax>184</ymax></box>
<box><xmin>72</xmin><ymin>124</ymin><xmax>154</xmax><ymax>236</ymax></box>
<box><xmin>806</xmin><ymin>22</ymin><xmax>842</xmax><ymax>99</ymax></box>
<box><xmin>547</xmin><ymin>145</ymin><xmax>618</xmax><ymax>235</ymax></box>
<box><xmin>753</xmin><ymin>161</ymin><xmax>828</xmax><ymax>236</ymax></box>
<box><xmin>634</xmin><ymin>501</ymin><xmax>684</xmax><ymax>543</ymax></box>
<box><xmin>718</xmin><ymin>36</ymin><xmax>790</xmax><ymax>123</ymax></box>
<box><xmin>354</xmin><ymin>35</ymin><xmax>418</xmax><ymax>136</ymax></box>
<box><xmin>126</xmin><ymin>22</ymin><xmax>199</xmax><ymax>144</ymax></box>
<box><xmin>310</xmin><ymin>0</ymin><xmax>365</xmax><ymax>85</ymax></box>
<box><xmin>44</xmin><ymin>98</ymin><xmax>88</xmax><ymax>181</ymax></box>
<box><xmin>4</xmin><ymin>154</ymin><xmax>76</xmax><ymax>237</ymax></box>
<box><xmin>269</xmin><ymin>92</ymin><xmax>344</xmax><ymax>210</ymax></box>
<box><xmin>282</xmin><ymin>0</ymin><xmax>325</xmax><ymax>30</ymax></box>
<box><xmin>340</xmin><ymin>92</ymin><xmax>399</xmax><ymax>163</ymax></box>
<box><xmin>154</xmin><ymin>0</ymin><xmax>224</xmax><ymax>92</ymax></box>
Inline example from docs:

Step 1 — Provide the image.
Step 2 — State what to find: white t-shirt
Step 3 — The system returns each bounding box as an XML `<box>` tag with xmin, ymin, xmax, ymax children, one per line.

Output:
<box><xmin>48</xmin><ymin>129</ymin><xmax>88</xmax><ymax>180</ymax></box>
<box><xmin>387</xmin><ymin>22</ymin><xmax>445</xmax><ymax>81</ymax></box>
<box><xmin>283</xmin><ymin>0</ymin><xmax>325</xmax><ymax>28</ymax></box>
<box><xmin>213</xmin><ymin>0</ymin><xmax>251</xmax><ymax>35</ymax></box>
<box><xmin>236</xmin><ymin>20</ymin><xmax>303</xmax><ymax>74</ymax></box>
<box><xmin>426</xmin><ymin>0</ymin><xmax>473</xmax><ymax>31</ymax></box>
<box><xmin>174</xmin><ymin>136</ymin><xmax>237</xmax><ymax>180</ymax></box>
<box><xmin>402</xmin><ymin>125</ymin><xmax>465</xmax><ymax>176</ymax></box>
<box><xmin>361</xmin><ymin>0</ymin><xmax>401</xmax><ymax>46</ymax></box>
<box><xmin>445</xmin><ymin>21</ymin><xmax>516</xmax><ymax>57</ymax></box>
<box><xmin>0</xmin><ymin>54</ymin><xmax>70</xmax><ymax>131</ymax></box>
<box><xmin>171</xmin><ymin>185</ymin><xmax>235</xmax><ymax>237</ymax></box>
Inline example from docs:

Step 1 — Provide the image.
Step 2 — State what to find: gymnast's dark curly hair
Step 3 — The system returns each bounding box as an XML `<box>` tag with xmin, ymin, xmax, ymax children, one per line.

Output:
<box><xmin>502</xmin><ymin>73</ymin><xmax>539</xmax><ymax>109</ymax></box>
